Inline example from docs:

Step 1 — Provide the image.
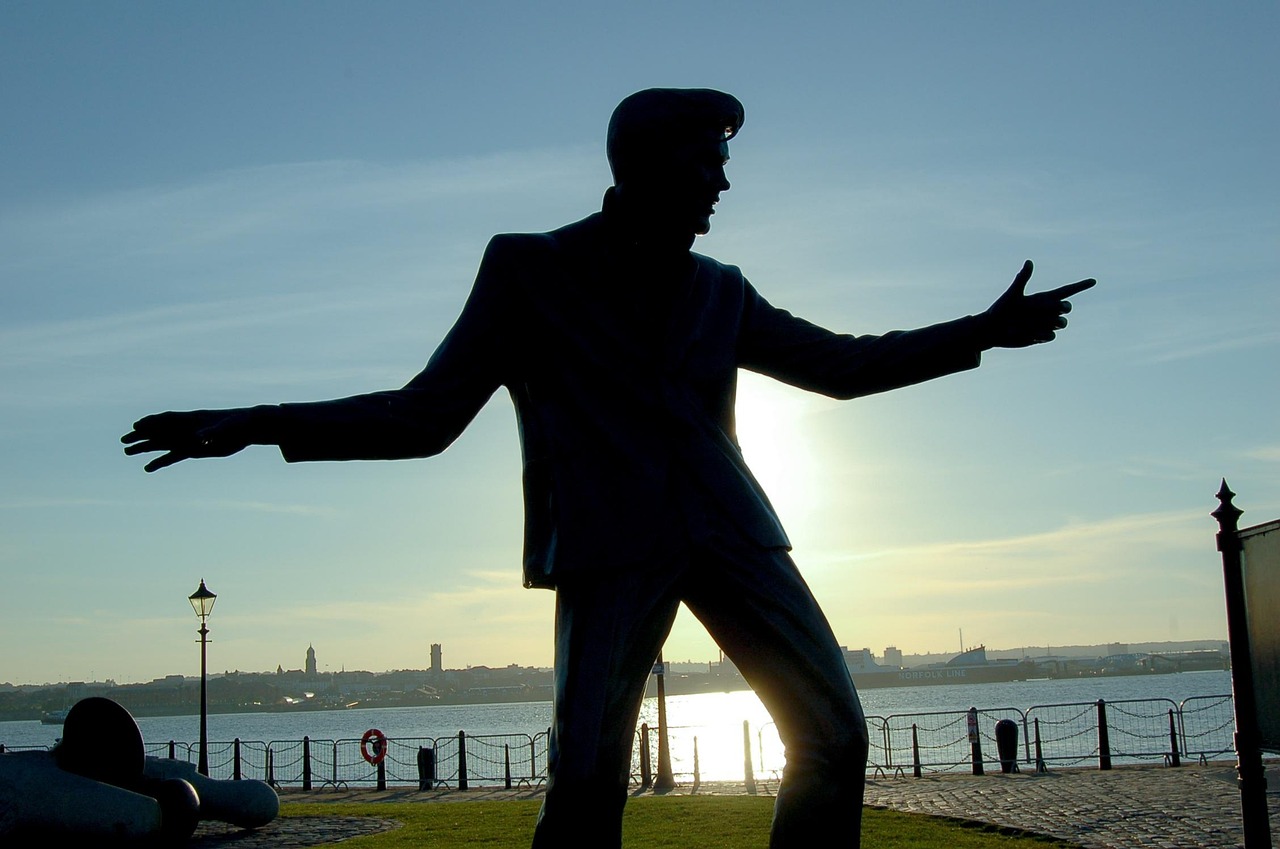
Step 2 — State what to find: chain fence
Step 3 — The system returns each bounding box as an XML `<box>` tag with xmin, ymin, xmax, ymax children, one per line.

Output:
<box><xmin>8</xmin><ymin>692</ymin><xmax>1249</xmax><ymax>786</ymax></box>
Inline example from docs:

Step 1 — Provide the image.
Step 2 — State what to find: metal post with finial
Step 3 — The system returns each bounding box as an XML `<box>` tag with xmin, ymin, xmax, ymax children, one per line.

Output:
<box><xmin>1213</xmin><ymin>480</ymin><xmax>1271</xmax><ymax>849</ymax></box>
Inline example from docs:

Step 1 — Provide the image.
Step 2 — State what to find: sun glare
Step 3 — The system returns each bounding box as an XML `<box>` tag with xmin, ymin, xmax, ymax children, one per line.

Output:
<box><xmin>733</xmin><ymin>372</ymin><xmax>821</xmax><ymax>524</ymax></box>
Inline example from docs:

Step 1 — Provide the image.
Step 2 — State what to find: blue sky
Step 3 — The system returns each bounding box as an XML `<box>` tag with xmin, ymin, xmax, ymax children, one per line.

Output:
<box><xmin>2</xmin><ymin>2</ymin><xmax>1276</xmax><ymax>684</ymax></box>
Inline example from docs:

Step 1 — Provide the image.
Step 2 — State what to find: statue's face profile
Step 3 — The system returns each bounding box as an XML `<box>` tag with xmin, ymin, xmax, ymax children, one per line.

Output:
<box><xmin>621</xmin><ymin>137</ymin><xmax>731</xmax><ymax>238</ymax></box>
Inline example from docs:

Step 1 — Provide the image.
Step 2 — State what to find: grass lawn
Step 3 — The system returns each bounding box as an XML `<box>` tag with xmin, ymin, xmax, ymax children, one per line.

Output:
<box><xmin>281</xmin><ymin>798</ymin><xmax>1077</xmax><ymax>848</ymax></box>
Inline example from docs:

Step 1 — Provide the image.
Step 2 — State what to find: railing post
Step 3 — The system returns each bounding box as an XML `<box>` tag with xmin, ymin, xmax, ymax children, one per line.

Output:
<box><xmin>1214</xmin><ymin>481</ymin><xmax>1273</xmax><ymax>849</ymax></box>
<box><xmin>458</xmin><ymin>730</ymin><xmax>468</xmax><ymax>791</ymax></box>
<box><xmin>233</xmin><ymin>738</ymin><xmax>242</xmax><ymax>780</ymax></box>
<box><xmin>1096</xmin><ymin>700</ymin><xmax>1112</xmax><ymax>770</ymax></box>
<box><xmin>266</xmin><ymin>747</ymin><xmax>276</xmax><ymax>787</ymax></box>
<box><xmin>168</xmin><ymin>740</ymin><xmax>176</xmax><ymax>760</ymax></box>
<box><xmin>302</xmin><ymin>736</ymin><xmax>312</xmax><ymax>790</ymax></box>
<box><xmin>743</xmin><ymin>720</ymin><xmax>757</xmax><ymax>795</ymax></box>
<box><xmin>376</xmin><ymin>754</ymin><xmax>386</xmax><ymax>791</ymax></box>
<box><xmin>530</xmin><ymin>737</ymin><xmax>537</xmax><ymax>784</ymax></box>
<box><xmin>692</xmin><ymin>736</ymin><xmax>701</xmax><ymax>791</ymax></box>
<box><xmin>1033</xmin><ymin>718</ymin><xmax>1046</xmax><ymax>773</ymax></box>
<box><xmin>911</xmin><ymin>724</ymin><xmax>922</xmax><ymax>778</ymax></box>
<box><xmin>1168</xmin><ymin>709</ymin><xmax>1181</xmax><ymax>767</ymax></box>
<box><xmin>639</xmin><ymin>723</ymin><xmax>652</xmax><ymax>789</ymax></box>
<box><xmin>504</xmin><ymin>743</ymin><xmax>513</xmax><ymax>790</ymax></box>
<box><xmin>967</xmin><ymin>707</ymin><xmax>984</xmax><ymax>776</ymax></box>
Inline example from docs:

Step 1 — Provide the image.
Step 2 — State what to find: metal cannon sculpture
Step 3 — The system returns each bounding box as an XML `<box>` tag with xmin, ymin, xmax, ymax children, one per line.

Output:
<box><xmin>0</xmin><ymin>697</ymin><xmax>278</xmax><ymax>844</ymax></box>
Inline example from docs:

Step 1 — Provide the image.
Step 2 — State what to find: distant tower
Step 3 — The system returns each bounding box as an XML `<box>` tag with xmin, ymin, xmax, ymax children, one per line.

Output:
<box><xmin>883</xmin><ymin>646</ymin><xmax>903</xmax><ymax>668</ymax></box>
<box><xmin>431</xmin><ymin>643</ymin><xmax>442</xmax><ymax>674</ymax></box>
<box><xmin>306</xmin><ymin>644</ymin><xmax>317</xmax><ymax>677</ymax></box>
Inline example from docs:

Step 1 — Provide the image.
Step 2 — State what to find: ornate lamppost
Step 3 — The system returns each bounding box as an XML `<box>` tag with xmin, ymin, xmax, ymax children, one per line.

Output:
<box><xmin>188</xmin><ymin>579</ymin><xmax>216</xmax><ymax>775</ymax></box>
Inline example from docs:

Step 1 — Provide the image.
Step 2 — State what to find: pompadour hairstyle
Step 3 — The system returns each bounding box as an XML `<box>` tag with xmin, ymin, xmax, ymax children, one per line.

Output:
<box><xmin>606</xmin><ymin>88</ymin><xmax>744</xmax><ymax>183</ymax></box>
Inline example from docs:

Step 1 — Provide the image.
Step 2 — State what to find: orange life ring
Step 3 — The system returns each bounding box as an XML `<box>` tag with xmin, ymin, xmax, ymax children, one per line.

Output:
<box><xmin>361</xmin><ymin>728</ymin><xmax>388</xmax><ymax>764</ymax></box>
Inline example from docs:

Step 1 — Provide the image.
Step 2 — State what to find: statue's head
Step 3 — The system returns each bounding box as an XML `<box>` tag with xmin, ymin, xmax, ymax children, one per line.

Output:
<box><xmin>607</xmin><ymin>88</ymin><xmax>743</xmax><ymax>236</ymax></box>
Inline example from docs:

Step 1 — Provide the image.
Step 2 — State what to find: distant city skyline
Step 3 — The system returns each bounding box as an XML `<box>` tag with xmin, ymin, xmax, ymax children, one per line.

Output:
<box><xmin>2</xmin><ymin>4</ymin><xmax>1276</xmax><ymax>685</ymax></box>
<box><xmin>0</xmin><ymin>636</ymin><xmax>1232</xmax><ymax>689</ymax></box>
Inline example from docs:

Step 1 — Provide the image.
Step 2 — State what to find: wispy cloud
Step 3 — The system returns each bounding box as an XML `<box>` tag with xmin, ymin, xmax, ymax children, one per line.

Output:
<box><xmin>1240</xmin><ymin>445</ymin><xmax>1280</xmax><ymax>463</ymax></box>
<box><xmin>809</xmin><ymin>508</ymin><xmax>1208</xmax><ymax>591</ymax></box>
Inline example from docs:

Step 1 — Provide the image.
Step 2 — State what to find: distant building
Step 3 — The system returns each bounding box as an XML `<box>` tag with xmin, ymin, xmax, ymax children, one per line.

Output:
<box><xmin>841</xmin><ymin>647</ymin><xmax>878</xmax><ymax>672</ymax></box>
<box><xmin>431</xmin><ymin>643</ymin><xmax>442</xmax><ymax>674</ymax></box>
<box><xmin>883</xmin><ymin>646</ymin><xmax>903</xmax><ymax>668</ymax></box>
<box><xmin>306</xmin><ymin>645</ymin><xmax>317</xmax><ymax>677</ymax></box>
<box><xmin>1107</xmin><ymin>642</ymin><xmax>1129</xmax><ymax>656</ymax></box>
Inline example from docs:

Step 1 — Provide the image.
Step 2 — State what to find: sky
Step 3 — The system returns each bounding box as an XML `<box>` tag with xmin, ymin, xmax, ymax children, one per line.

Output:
<box><xmin>1</xmin><ymin>2</ymin><xmax>1276</xmax><ymax>686</ymax></box>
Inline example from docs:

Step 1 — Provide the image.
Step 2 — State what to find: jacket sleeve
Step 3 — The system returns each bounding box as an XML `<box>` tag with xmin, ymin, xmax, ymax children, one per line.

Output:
<box><xmin>274</xmin><ymin>236</ymin><xmax>517</xmax><ymax>462</ymax></box>
<box><xmin>736</xmin><ymin>278</ymin><xmax>987</xmax><ymax>400</ymax></box>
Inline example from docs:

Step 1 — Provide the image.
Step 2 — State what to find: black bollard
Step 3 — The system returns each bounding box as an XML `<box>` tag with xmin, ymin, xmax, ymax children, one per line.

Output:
<box><xmin>994</xmin><ymin>719</ymin><xmax>1019</xmax><ymax>773</ymax></box>
<box><xmin>1167</xmin><ymin>709</ymin><xmax>1181</xmax><ymax>767</ymax></box>
<box><xmin>417</xmin><ymin>747</ymin><xmax>435</xmax><ymax>791</ymax></box>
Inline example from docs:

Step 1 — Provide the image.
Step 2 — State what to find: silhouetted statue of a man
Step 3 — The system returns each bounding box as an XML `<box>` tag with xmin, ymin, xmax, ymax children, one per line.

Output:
<box><xmin>124</xmin><ymin>88</ymin><xmax>1094</xmax><ymax>848</ymax></box>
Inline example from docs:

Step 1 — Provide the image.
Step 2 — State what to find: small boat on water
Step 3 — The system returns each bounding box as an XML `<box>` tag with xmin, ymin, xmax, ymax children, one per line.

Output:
<box><xmin>40</xmin><ymin>709</ymin><xmax>69</xmax><ymax>725</ymax></box>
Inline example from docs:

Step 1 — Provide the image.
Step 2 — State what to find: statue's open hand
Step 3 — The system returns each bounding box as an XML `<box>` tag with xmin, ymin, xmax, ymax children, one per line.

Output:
<box><xmin>122</xmin><ymin>408</ymin><xmax>259</xmax><ymax>472</ymax></box>
<box><xmin>982</xmin><ymin>260</ymin><xmax>1095</xmax><ymax>348</ymax></box>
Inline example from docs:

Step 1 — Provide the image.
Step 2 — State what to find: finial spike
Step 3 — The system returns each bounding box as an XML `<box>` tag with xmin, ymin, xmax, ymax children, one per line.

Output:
<box><xmin>1212</xmin><ymin>478</ymin><xmax>1242</xmax><ymax>538</ymax></box>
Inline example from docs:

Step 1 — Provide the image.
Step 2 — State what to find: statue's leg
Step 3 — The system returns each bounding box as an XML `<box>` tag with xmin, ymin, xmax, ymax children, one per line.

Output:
<box><xmin>681</xmin><ymin>540</ymin><xmax>868</xmax><ymax>849</ymax></box>
<box><xmin>531</xmin><ymin>568</ymin><xmax>682</xmax><ymax>849</ymax></box>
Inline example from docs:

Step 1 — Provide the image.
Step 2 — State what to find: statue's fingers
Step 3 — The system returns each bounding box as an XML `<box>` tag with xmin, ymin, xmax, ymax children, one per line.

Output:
<box><xmin>124</xmin><ymin>440</ymin><xmax>160</xmax><ymax>456</ymax></box>
<box><xmin>1049</xmin><ymin>278</ymin><xmax>1096</xmax><ymax>299</ymax></box>
<box><xmin>143</xmin><ymin>452</ymin><xmax>187</xmax><ymax>473</ymax></box>
<box><xmin>1008</xmin><ymin>259</ymin><xmax>1034</xmax><ymax>296</ymax></box>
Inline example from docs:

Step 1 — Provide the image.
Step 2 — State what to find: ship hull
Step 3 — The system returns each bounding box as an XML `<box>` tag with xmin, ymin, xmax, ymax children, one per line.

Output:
<box><xmin>851</xmin><ymin>663</ymin><xmax>1033</xmax><ymax>689</ymax></box>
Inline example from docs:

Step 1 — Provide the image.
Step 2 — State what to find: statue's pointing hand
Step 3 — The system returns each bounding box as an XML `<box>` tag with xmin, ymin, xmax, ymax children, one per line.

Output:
<box><xmin>981</xmin><ymin>260</ymin><xmax>1095</xmax><ymax>348</ymax></box>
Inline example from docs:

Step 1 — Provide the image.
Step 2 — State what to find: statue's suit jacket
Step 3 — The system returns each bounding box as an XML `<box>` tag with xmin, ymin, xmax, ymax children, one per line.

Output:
<box><xmin>276</xmin><ymin>207</ymin><xmax>987</xmax><ymax>590</ymax></box>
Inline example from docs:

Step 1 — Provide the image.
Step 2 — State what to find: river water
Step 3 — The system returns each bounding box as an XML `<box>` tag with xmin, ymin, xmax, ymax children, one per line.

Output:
<box><xmin>1</xmin><ymin>670</ymin><xmax>1234</xmax><ymax>781</ymax></box>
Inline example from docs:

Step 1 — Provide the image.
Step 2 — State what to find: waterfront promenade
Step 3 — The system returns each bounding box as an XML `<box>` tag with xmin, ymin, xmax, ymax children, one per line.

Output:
<box><xmin>188</xmin><ymin>762</ymin><xmax>1280</xmax><ymax>848</ymax></box>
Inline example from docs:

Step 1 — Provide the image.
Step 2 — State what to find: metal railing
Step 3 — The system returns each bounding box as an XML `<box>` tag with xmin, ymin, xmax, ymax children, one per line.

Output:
<box><xmin>8</xmin><ymin>692</ymin><xmax>1245</xmax><ymax>786</ymax></box>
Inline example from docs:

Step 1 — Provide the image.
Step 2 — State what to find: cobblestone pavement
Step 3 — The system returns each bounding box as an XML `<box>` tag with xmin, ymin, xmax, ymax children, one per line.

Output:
<box><xmin>187</xmin><ymin>762</ymin><xmax>1279</xmax><ymax>848</ymax></box>
<box><xmin>863</xmin><ymin>763</ymin><xmax>1280</xmax><ymax>848</ymax></box>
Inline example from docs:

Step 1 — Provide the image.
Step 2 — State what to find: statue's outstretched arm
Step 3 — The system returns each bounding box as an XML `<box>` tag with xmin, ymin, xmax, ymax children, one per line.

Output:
<box><xmin>738</xmin><ymin>260</ymin><xmax>1094</xmax><ymax>400</ymax></box>
<box><xmin>123</xmin><ymin>236</ymin><xmax>519</xmax><ymax>471</ymax></box>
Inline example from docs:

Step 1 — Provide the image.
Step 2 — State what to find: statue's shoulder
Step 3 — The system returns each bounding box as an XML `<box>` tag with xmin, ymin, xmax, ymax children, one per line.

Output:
<box><xmin>486</xmin><ymin>213</ymin><xmax>602</xmax><ymax>262</ymax></box>
<box><xmin>691</xmin><ymin>249</ymin><xmax>745</xmax><ymax>287</ymax></box>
